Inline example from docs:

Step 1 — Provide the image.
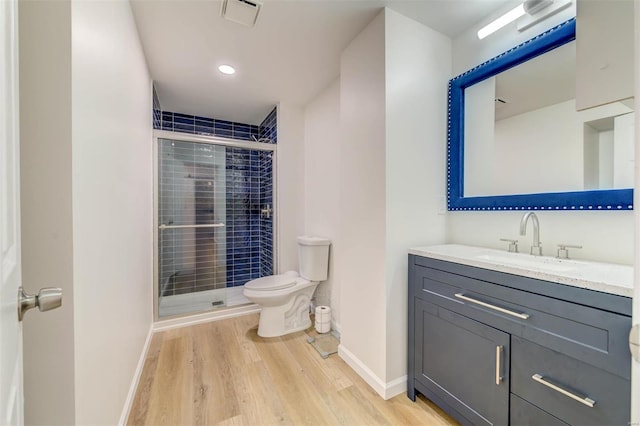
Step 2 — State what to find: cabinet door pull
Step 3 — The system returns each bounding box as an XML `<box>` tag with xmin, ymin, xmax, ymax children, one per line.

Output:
<box><xmin>532</xmin><ymin>374</ymin><xmax>596</xmax><ymax>408</ymax></box>
<box><xmin>495</xmin><ymin>346</ymin><xmax>503</xmax><ymax>385</ymax></box>
<box><xmin>454</xmin><ymin>293</ymin><xmax>530</xmax><ymax>320</ymax></box>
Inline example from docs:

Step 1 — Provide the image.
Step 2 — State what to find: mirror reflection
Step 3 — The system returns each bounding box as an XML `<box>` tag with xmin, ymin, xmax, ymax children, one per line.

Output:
<box><xmin>464</xmin><ymin>39</ymin><xmax>635</xmax><ymax>198</ymax></box>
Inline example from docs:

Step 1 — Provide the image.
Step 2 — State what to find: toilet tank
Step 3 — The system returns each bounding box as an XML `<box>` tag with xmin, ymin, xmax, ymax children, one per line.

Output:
<box><xmin>297</xmin><ymin>236</ymin><xmax>331</xmax><ymax>281</ymax></box>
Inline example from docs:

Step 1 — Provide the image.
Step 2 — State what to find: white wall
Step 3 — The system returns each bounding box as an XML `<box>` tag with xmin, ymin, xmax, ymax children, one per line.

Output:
<box><xmin>384</xmin><ymin>8</ymin><xmax>450</xmax><ymax>382</ymax></box>
<box><xmin>303</xmin><ymin>80</ymin><xmax>341</xmax><ymax>326</ymax></box>
<box><xmin>19</xmin><ymin>1</ymin><xmax>76</xmax><ymax>424</ymax></box>
<box><xmin>71</xmin><ymin>1</ymin><xmax>153</xmax><ymax>424</ymax></box>
<box><xmin>20</xmin><ymin>1</ymin><xmax>153</xmax><ymax>424</ymax></box>
<box><xmin>335</xmin><ymin>8</ymin><xmax>450</xmax><ymax>398</ymax></box>
<box><xmin>338</xmin><ymin>10</ymin><xmax>387</xmax><ymax>383</ymax></box>
<box><xmin>276</xmin><ymin>103</ymin><xmax>305</xmax><ymax>272</ymax></box>
<box><xmin>448</xmin><ymin>2</ymin><xmax>634</xmax><ymax>266</ymax></box>
<box><xmin>614</xmin><ymin>113</ymin><xmax>635</xmax><ymax>188</ymax></box>
<box><xmin>492</xmin><ymin>100</ymin><xmax>582</xmax><ymax>195</ymax></box>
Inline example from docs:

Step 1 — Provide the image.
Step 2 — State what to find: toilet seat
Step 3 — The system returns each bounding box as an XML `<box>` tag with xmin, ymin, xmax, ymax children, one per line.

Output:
<box><xmin>244</xmin><ymin>274</ymin><xmax>296</xmax><ymax>291</ymax></box>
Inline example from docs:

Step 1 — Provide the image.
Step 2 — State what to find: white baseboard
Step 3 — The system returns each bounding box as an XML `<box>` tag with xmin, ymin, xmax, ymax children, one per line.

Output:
<box><xmin>119</xmin><ymin>323</ymin><xmax>154</xmax><ymax>426</ymax></box>
<box><xmin>385</xmin><ymin>374</ymin><xmax>408</xmax><ymax>399</ymax></box>
<box><xmin>337</xmin><ymin>344</ymin><xmax>407</xmax><ymax>400</ymax></box>
<box><xmin>153</xmin><ymin>303</ymin><xmax>260</xmax><ymax>332</ymax></box>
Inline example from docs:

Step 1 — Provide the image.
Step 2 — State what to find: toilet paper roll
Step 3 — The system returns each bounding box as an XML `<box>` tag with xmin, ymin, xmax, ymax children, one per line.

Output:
<box><xmin>315</xmin><ymin>306</ymin><xmax>331</xmax><ymax>323</ymax></box>
<box><xmin>315</xmin><ymin>321</ymin><xmax>330</xmax><ymax>334</ymax></box>
<box><xmin>315</xmin><ymin>306</ymin><xmax>331</xmax><ymax>333</ymax></box>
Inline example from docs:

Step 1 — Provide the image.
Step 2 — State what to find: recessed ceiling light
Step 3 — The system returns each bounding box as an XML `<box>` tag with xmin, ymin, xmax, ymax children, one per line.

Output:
<box><xmin>218</xmin><ymin>65</ymin><xmax>236</xmax><ymax>75</ymax></box>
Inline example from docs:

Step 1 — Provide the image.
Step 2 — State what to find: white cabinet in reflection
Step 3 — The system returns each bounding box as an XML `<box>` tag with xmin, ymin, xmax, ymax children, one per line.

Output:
<box><xmin>575</xmin><ymin>0</ymin><xmax>634</xmax><ymax>111</ymax></box>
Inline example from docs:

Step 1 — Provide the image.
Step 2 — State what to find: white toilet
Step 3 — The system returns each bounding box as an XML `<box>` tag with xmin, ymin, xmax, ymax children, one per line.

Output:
<box><xmin>243</xmin><ymin>236</ymin><xmax>331</xmax><ymax>337</ymax></box>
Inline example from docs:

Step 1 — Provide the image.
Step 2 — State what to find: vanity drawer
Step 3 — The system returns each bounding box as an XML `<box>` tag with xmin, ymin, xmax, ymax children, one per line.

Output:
<box><xmin>511</xmin><ymin>335</ymin><xmax>630</xmax><ymax>426</ymax></box>
<box><xmin>413</xmin><ymin>264</ymin><xmax>631</xmax><ymax>379</ymax></box>
<box><xmin>510</xmin><ymin>394</ymin><xmax>568</xmax><ymax>426</ymax></box>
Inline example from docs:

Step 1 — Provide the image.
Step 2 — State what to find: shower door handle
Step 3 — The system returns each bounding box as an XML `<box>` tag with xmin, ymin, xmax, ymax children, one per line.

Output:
<box><xmin>158</xmin><ymin>223</ymin><xmax>225</xmax><ymax>230</ymax></box>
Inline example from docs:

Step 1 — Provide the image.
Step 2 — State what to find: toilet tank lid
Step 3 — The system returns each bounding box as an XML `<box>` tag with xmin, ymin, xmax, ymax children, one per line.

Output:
<box><xmin>297</xmin><ymin>236</ymin><xmax>331</xmax><ymax>246</ymax></box>
<box><xmin>245</xmin><ymin>274</ymin><xmax>296</xmax><ymax>291</ymax></box>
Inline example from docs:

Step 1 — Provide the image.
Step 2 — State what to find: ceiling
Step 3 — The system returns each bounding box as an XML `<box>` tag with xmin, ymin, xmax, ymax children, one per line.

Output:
<box><xmin>131</xmin><ymin>0</ymin><xmax>512</xmax><ymax>125</ymax></box>
<box><xmin>495</xmin><ymin>38</ymin><xmax>576</xmax><ymax>121</ymax></box>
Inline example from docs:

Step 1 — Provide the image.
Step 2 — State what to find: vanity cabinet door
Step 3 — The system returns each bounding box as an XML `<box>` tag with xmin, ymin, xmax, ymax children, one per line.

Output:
<box><xmin>415</xmin><ymin>299</ymin><xmax>509</xmax><ymax>425</ymax></box>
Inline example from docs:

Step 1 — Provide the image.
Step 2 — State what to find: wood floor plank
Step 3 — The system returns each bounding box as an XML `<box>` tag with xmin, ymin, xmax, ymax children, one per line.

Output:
<box><xmin>215</xmin><ymin>414</ymin><xmax>246</xmax><ymax>426</ymax></box>
<box><xmin>337</xmin><ymin>385</ymin><xmax>393</xmax><ymax>425</ymax></box>
<box><xmin>191</xmin><ymin>322</ymin><xmax>240</xmax><ymax>424</ymax></box>
<box><xmin>236</xmin><ymin>359</ymin><xmax>294</xmax><ymax>425</ymax></box>
<box><xmin>252</xmin><ymin>332</ymin><xmax>339</xmax><ymax>425</ymax></box>
<box><xmin>145</xmin><ymin>329</ymin><xmax>195</xmax><ymax>426</ymax></box>
<box><xmin>281</xmin><ymin>333</ymin><xmax>336</xmax><ymax>393</ymax></box>
<box><xmin>231</xmin><ymin>315</ymin><xmax>261</xmax><ymax>364</ymax></box>
<box><xmin>320</xmin><ymin>353</ymin><xmax>354</xmax><ymax>392</ymax></box>
<box><xmin>127</xmin><ymin>313</ymin><xmax>459</xmax><ymax>426</ymax></box>
<box><xmin>127</xmin><ymin>331</ymin><xmax>164</xmax><ymax>426</ymax></box>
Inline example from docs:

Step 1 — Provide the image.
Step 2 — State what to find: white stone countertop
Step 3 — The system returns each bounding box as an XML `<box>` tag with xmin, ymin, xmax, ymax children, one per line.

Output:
<box><xmin>409</xmin><ymin>244</ymin><xmax>633</xmax><ymax>298</ymax></box>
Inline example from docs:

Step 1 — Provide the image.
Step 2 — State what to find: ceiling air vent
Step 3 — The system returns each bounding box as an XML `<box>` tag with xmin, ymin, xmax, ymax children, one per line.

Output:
<box><xmin>221</xmin><ymin>0</ymin><xmax>262</xmax><ymax>28</ymax></box>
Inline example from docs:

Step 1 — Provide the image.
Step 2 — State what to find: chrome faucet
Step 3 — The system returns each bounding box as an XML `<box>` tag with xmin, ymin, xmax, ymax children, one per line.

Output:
<box><xmin>519</xmin><ymin>212</ymin><xmax>542</xmax><ymax>256</ymax></box>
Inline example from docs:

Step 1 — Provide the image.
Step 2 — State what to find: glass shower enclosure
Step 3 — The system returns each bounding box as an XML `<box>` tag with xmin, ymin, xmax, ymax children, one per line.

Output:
<box><xmin>154</xmin><ymin>133</ymin><xmax>275</xmax><ymax>319</ymax></box>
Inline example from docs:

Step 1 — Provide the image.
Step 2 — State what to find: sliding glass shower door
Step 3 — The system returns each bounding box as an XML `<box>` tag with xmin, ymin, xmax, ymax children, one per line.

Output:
<box><xmin>156</xmin><ymin>136</ymin><xmax>274</xmax><ymax>318</ymax></box>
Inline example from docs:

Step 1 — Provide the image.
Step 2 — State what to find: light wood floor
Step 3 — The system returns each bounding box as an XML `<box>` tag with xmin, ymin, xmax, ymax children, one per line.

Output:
<box><xmin>127</xmin><ymin>313</ymin><xmax>458</xmax><ymax>426</ymax></box>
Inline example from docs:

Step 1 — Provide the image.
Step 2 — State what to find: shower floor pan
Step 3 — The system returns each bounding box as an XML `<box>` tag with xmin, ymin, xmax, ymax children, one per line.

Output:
<box><xmin>159</xmin><ymin>285</ymin><xmax>250</xmax><ymax>317</ymax></box>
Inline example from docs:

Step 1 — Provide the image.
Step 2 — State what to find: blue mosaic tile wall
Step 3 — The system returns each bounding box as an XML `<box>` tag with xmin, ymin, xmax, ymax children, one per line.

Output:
<box><xmin>159</xmin><ymin>111</ymin><xmax>261</xmax><ymax>141</ymax></box>
<box><xmin>260</xmin><ymin>107</ymin><xmax>277</xmax><ymax>143</ymax></box>
<box><xmin>258</xmin><ymin>108</ymin><xmax>276</xmax><ymax>275</ymax></box>
<box><xmin>225</xmin><ymin>148</ymin><xmax>262</xmax><ymax>286</ymax></box>
<box><xmin>153</xmin><ymin>86</ymin><xmax>161</xmax><ymax>129</ymax></box>
<box><xmin>153</xmin><ymin>101</ymin><xmax>277</xmax><ymax>288</ymax></box>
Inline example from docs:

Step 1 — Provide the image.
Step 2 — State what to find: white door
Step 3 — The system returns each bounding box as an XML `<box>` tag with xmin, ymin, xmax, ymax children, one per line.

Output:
<box><xmin>0</xmin><ymin>0</ymin><xmax>23</xmax><ymax>423</ymax></box>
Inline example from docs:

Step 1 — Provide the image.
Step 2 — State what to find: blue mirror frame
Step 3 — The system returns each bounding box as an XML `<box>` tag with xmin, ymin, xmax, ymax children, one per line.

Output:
<box><xmin>447</xmin><ymin>18</ymin><xmax>633</xmax><ymax>211</ymax></box>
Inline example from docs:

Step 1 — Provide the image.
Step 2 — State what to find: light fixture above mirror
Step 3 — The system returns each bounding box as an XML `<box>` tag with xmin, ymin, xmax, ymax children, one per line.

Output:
<box><xmin>477</xmin><ymin>0</ymin><xmax>572</xmax><ymax>39</ymax></box>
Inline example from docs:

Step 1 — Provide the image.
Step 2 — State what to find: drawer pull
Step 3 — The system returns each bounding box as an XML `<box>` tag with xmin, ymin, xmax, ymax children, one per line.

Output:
<box><xmin>454</xmin><ymin>293</ymin><xmax>530</xmax><ymax>320</ymax></box>
<box><xmin>495</xmin><ymin>346</ymin><xmax>503</xmax><ymax>385</ymax></box>
<box><xmin>532</xmin><ymin>374</ymin><xmax>596</xmax><ymax>408</ymax></box>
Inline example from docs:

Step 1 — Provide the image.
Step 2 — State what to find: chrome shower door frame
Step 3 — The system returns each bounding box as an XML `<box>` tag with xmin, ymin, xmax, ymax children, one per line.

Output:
<box><xmin>152</xmin><ymin>130</ymin><xmax>278</xmax><ymax>322</ymax></box>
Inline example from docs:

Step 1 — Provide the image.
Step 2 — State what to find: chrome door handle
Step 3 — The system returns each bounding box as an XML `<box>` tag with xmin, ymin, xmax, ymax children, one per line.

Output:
<box><xmin>454</xmin><ymin>293</ymin><xmax>530</xmax><ymax>319</ymax></box>
<box><xmin>532</xmin><ymin>374</ymin><xmax>595</xmax><ymax>408</ymax></box>
<box><xmin>18</xmin><ymin>286</ymin><xmax>62</xmax><ymax>321</ymax></box>
<box><xmin>495</xmin><ymin>345</ymin><xmax>503</xmax><ymax>385</ymax></box>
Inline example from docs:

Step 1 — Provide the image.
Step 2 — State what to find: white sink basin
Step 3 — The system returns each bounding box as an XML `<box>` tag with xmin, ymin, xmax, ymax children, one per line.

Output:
<box><xmin>408</xmin><ymin>244</ymin><xmax>633</xmax><ymax>297</ymax></box>
<box><xmin>475</xmin><ymin>252</ymin><xmax>582</xmax><ymax>273</ymax></box>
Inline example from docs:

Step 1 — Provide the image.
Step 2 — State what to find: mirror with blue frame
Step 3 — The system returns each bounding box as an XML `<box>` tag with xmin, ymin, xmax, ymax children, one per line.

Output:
<box><xmin>447</xmin><ymin>18</ymin><xmax>634</xmax><ymax>211</ymax></box>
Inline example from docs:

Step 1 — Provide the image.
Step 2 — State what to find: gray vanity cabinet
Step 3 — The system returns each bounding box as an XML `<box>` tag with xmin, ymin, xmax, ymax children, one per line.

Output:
<box><xmin>408</xmin><ymin>254</ymin><xmax>632</xmax><ymax>426</ymax></box>
<box><xmin>414</xmin><ymin>299</ymin><xmax>509</xmax><ymax>425</ymax></box>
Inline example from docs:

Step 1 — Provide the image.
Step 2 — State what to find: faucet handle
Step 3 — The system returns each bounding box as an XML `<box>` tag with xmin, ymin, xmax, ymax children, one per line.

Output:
<box><xmin>500</xmin><ymin>238</ymin><xmax>519</xmax><ymax>253</ymax></box>
<box><xmin>557</xmin><ymin>243</ymin><xmax>582</xmax><ymax>259</ymax></box>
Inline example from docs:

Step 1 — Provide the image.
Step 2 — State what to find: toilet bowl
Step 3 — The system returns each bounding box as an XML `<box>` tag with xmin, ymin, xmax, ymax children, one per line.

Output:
<box><xmin>243</xmin><ymin>236</ymin><xmax>330</xmax><ymax>337</ymax></box>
